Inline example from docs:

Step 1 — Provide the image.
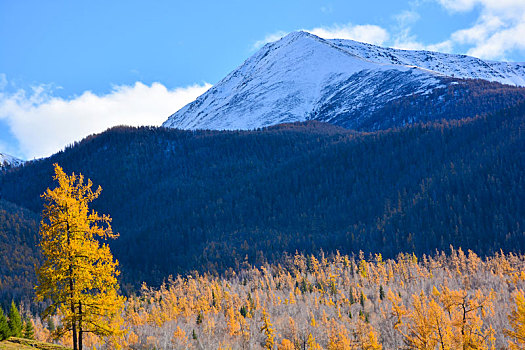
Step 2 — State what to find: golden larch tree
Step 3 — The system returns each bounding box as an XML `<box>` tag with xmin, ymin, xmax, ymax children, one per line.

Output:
<box><xmin>505</xmin><ymin>289</ymin><xmax>525</xmax><ymax>349</ymax></box>
<box><xmin>260</xmin><ymin>308</ymin><xmax>275</xmax><ymax>349</ymax></box>
<box><xmin>35</xmin><ymin>164</ymin><xmax>125</xmax><ymax>350</ymax></box>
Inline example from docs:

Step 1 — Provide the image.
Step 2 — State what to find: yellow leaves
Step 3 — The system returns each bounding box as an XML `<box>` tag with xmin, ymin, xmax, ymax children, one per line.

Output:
<box><xmin>309</xmin><ymin>255</ymin><xmax>320</xmax><ymax>275</ymax></box>
<box><xmin>146</xmin><ymin>335</ymin><xmax>157</xmax><ymax>347</ymax></box>
<box><xmin>358</xmin><ymin>259</ymin><xmax>368</xmax><ymax>279</ymax></box>
<box><xmin>387</xmin><ymin>289</ymin><xmax>406</xmax><ymax>329</ymax></box>
<box><xmin>260</xmin><ymin>308</ymin><xmax>275</xmax><ymax>349</ymax></box>
<box><xmin>504</xmin><ymin>289</ymin><xmax>525</xmax><ymax>349</ymax></box>
<box><xmin>126</xmin><ymin>331</ymin><xmax>139</xmax><ymax>346</ymax></box>
<box><xmin>353</xmin><ymin>320</ymin><xmax>383</xmax><ymax>350</ymax></box>
<box><xmin>278</xmin><ymin>338</ymin><xmax>295</xmax><ymax>350</ymax></box>
<box><xmin>310</xmin><ymin>312</ymin><xmax>316</xmax><ymax>327</ymax></box>
<box><xmin>226</xmin><ymin>299</ymin><xmax>241</xmax><ymax>336</ymax></box>
<box><xmin>365</xmin><ymin>330</ymin><xmax>383</xmax><ymax>350</ymax></box>
<box><xmin>288</xmin><ymin>291</ymin><xmax>296</xmax><ymax>305</ymax></box>
<box><xmin>389</xmin><ymin>289</ymin><xmax>447</xmax><ymax>349</ymax></box>
<box><xmin>172</xmin><ymin>326</ymin><xmax>186</xmax><ymax>340</ymax></box>
<box><xmin>287</xmin><ymin>316</ymin><xmax>297</xmax><ymax>344</ymax></box>
<box><xmin>328</xmin><ymin>319</ymin><xmax>352</xmax><ymax>350</ymax></box>
<box><xmin>307</xmin><ymin>333</ymin><xmax>322</xmax><ymax>349</ymax></box>
<box><xmin>436</xmin><ymin>286</ymin><xmax>495</xmax><ymax>348</ymax></box>
<box><xmin>510</xmin><ymin>270</ymin><xmax>525</xmax><ymax>286</ymax></box>
<box><xmin>389</xmin><ymin>285</ymin><xmax>495</xmax><ymax>350</ymax></box>
<box><xmin>35</xmin><ymin>164</ymin><xmax>124</xmax><ymax>347</ymax></box>
<box><xmin>29</xmin><ymin>246</ymin><xmax>522</xmax><ymax>349</ymax></box>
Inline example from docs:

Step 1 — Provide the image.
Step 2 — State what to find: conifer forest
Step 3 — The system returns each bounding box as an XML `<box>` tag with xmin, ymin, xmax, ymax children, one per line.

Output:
<box><xmin>0</xmin><ymin>100</ymin><xmax>523</xmax><ymax>348</ymax></box>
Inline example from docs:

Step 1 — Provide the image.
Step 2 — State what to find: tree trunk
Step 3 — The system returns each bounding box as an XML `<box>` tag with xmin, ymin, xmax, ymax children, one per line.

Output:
<box><xmin>78</xmin><ymin>301</ymin><xmax>82</xmax><ymax>350</ymax></box>
<box><xmin>67</xmin><ymin>221</ymin><xmax>78</xmax><ymax>350</ymax></box>
<box><xmin>70</xmin><ymin>299</ymin><xmax>77</xmax><ymax>350</ymax></box>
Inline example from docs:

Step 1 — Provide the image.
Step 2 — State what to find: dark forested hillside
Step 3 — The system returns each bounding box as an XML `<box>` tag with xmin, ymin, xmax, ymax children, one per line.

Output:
<box><xmin>0</xmin><ymin>199</ymin><xmax>39</xmax><ymax>306</ymax></box>
<box><xmin>1</xmin><ymin>105</ymin><xmax>524</xmax><ymax>303</ymax></box>
<box><xmin>348</xmin><ymin>78</ymin><xmax>525</xmax><ymax>130</ymax></box>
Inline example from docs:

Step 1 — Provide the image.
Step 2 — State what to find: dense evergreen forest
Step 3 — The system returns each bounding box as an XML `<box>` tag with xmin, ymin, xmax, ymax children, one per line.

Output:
<box><xmin>0</xmin><ymin>102</ymin><xmax>524</xmax><ymax>305</ymax></box>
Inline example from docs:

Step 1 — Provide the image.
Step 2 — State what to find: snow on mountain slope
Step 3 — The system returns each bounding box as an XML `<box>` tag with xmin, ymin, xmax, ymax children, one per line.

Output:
<box><xmin>0</xmin><ymin>153</ymin><xmax>24</xmax><ymax>169</ymax></box>
<box><xmin>163</xmin><ymin>31</ymin><xmax>525</xmax><ymax>131</ymax></box>
<box><xmin>329</xmin><ymin>39</ymin><xmax>525</xmax><ymax>87</ymax></box>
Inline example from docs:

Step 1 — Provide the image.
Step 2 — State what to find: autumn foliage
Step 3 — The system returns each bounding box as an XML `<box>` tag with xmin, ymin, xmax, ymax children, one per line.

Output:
<box><xmin>505</xmin><ymin>289</ymin><xmax>525</xmax><ymax>349</ymax></box>
<box><xmin>20</xmin><ymin>164</ymin><xmax>525</xmax><ymax>349</ymax></box>
<box><xmin>35</xmin><ymin>164</ymin><xmax>124</xmax><ymax>349</ymax></box>
<box><xmin>23</xmin><ymin>247</ymin><xmax>523</xmax><ymax>349</ymax></box>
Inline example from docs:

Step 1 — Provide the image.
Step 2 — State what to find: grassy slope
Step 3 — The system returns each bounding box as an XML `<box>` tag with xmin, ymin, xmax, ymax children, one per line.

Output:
<box><xmin>0</xmin><ymin>337</ymin><xmax>70</xmax><ymax>350</ymax></box>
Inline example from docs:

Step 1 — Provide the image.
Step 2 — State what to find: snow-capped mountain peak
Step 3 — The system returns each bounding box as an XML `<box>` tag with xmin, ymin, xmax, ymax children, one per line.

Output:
<box><xmin>163</xmin><ymin>31</ymin><xmax>525</xmax><ymax>131</ymax></box>
<box><xmin>0</xmin><ymin>153</ymin><xmax>24</xmax><ymax>169</ymax></box>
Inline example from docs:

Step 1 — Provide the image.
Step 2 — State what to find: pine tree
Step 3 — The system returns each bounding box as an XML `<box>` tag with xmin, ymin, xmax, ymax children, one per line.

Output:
<box><xmin>47</xmin><ymin>317</ymin><xmax>55</xmax><ymax>332</ymax></box>
<box><xmin>7</xmin><ymin>301</ymin><xmax>22</xmax><ymax>338</ymax></box>
<box><xmin>35</xmin><ymin>164</ymin><xmax>125</xmax><ymax>350</ymax></box>
<box><xmin>0</xmin><ymin>307</ymin><xmax>9</xmax><ymax>340</ymax></box>
<box><xmin>23</xmin><ymin>318</ymin><xmax>34</xmax><ymax>339</ymax></box>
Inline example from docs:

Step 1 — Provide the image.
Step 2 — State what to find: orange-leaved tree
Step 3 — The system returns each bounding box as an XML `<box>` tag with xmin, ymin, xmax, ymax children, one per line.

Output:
<box><xmin>505</xmin><ymin>289</ymin><xmax>525</xmax><ymax>349</ymax></box>
<box><xmin>35</xmin><ymin>164</ymin><xmax>124</xmax><ymax>350</ymax></box>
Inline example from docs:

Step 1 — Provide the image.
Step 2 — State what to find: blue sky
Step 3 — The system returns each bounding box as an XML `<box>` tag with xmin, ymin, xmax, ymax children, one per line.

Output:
<box><xmin>1</xmin><ymin>0</ymin><xmax>524</xmax><ymax>159</ymax></box>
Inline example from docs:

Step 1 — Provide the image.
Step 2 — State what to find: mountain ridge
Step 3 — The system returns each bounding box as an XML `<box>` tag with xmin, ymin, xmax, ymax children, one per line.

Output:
<box><xmin>328</xmin><ymin>36</ymin><xmax>525</xmax><ymax>86</ymax></box>
<box><xmin>163</xmin><ymin>31</ymin><xmax>525</xmax><ymax>131</ymax></box>
<box><xmin>0</xmin><ymin>153</ymin><xmax>24</xmax><ymax>169</ymax></box>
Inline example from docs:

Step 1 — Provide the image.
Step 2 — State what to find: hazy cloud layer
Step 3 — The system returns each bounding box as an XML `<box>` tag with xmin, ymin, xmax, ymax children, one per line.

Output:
<box><xmin>0</xmin><ymin>80</ymin><xmax>211</xmax><ymax>159</ymax></box>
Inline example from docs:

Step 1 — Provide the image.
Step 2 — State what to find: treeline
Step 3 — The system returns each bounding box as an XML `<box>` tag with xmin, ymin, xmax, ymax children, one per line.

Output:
<box><xmin>28</xmin><ymin>249</ymin><xmax>525</xmax><ymax>349</ymax></box>
<box><xmin>313</xmin><ymin>76</ymin><xmax>525</xmax><ymax>131</ymax></box>
<box><xmin>0</xmin><ymin>103</ymin><xmax>524</xmax><ymax>303</ymax></box>
<box><xmin>356</xmin><ymin>78</ymin><xmax>525</xmax><ymax>130</ymax></box>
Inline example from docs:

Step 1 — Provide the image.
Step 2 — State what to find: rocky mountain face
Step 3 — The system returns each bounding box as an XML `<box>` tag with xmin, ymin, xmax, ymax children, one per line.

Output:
<box><xmin>0</xmin><ymin>153</ymin><xmax>24</xmax><ymax>169</ymax></box>
<box><xmin>163</xmin><ymin>31</ymin><xmax>525</xmax><ymax>131</ymax></box>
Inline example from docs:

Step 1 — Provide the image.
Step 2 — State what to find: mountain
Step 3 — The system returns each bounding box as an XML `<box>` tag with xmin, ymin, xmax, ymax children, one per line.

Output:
<box><xmin>163</xmin><ymin>31</ymin><xmax>525</xmax><ymax>131</ymax></box>
<box><xmin>328</xmin><ymin>38</ymin><xmax>525</xmax><ymax>86</ymax></box>
<box><xmin>1</xmin><ymin>104</ymin><xmax>524</xmax><ymax>304</ymax></box>
<box><xmin>0</xmin><ymin>153</ymin><xmax>24</xmax><ymax>169</ymax></box>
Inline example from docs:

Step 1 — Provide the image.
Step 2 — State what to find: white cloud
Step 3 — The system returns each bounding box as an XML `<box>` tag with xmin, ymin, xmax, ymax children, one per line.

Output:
<box><xmin>437</xmin><ymin>0</ymin><xmax>478</xmax><ymax>12</ymax></box>
<box><xmin>464</xmin><ymin>21</ymin><xmax>525</xmax><ymax>59</ymax></box>
<box><xmin>437</xmin><ymin>0</ymin><xmax>525</xmax><ymax>59</ymax></box>
<box><xmin>387</xmin><ymin>1</ymin><xmax>525</xmax><ymax>59</ymax></box>
<box><xmin>253</xmin><ymin>23</ymin><xmax>390</xmax><ymax>50</ymax></box>
<box><xmin>0</xmin><ymin>80</ymin><xmax>211</xmax><ymax>159</ymax></box>
<box><xmin>391</xmin><ymin>28</ymin><xmax>453</xmax><ymax>53</ymax></box>
<box><xmin>426</xmin><ymin>40</ymin><xmax>454</xmax><ymax>53</ymax></box>
<box><xmin>307</xmin><ymin>23</ymin><xmax>390</xmax><ymax>45</ymax></box>
<box><xmin>394</xmin><ymin>10</ymin><xmax>421</xmax><ymax>27</ymax></box>
<box><xmin>252</xmin><ymin>31</ymin><xmax>288</xmax><ymax>50</ymax></box>
<box><xmin>389</xmin><ymin>8</ymin><xmax>453</xmax><ymax>53</ymax></box>
<box><xmin>0</xmin><ymin>74</ymin><xmax>7</xmax><ymax>90</ymax></box>
<box><xmin>437</xmin><ymin>0</ymin><xmax>524</xmax><ymax>14</ymax></box>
